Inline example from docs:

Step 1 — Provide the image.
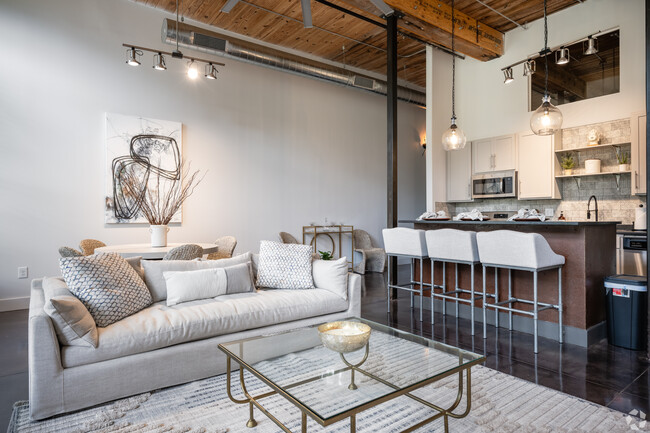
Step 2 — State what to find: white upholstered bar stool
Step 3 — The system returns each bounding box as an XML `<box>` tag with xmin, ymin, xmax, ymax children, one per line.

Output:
<box><xmin>382</xmin><ymin>228</ymin><xmax>430</xmax><ymax>321</ymax></box>
<box><xmin>425</xmin><ymin>229</ymin><xmax>482</xmax><ymax>334</ymax></box>
<box><xmin>476</xmin><ymin>230</ymin><xmax>564</xmax><ymax>353</ymax></box>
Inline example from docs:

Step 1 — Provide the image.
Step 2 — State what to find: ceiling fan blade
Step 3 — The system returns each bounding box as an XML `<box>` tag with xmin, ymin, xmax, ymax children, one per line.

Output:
<box><xmin>221</xmin><ymin>0</ymin><xmax>241</xmax><ymax>13</ymax></box>
<box><xmin>301</xmin><ymin>0</ymin><xmax>313</xmax><ymax>28</ymax></box>
<box><xmin>368</xmin><ymin>0</ymin><xmax>393</xmax><ymax>16</ymax></box>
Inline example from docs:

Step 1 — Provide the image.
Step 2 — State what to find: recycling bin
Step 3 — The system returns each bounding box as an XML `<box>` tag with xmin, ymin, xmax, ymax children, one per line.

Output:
<box><xmin>604</xmin><ymin>274</ymin><xmax>647</xmax><ymax>350</ymax></box>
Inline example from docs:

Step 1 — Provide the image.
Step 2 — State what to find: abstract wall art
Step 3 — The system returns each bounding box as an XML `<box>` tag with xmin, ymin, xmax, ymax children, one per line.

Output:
<box><xmin>105</xmin><ymin>113</ymin><xmax>183</xmax><ymax>224</ymax></box>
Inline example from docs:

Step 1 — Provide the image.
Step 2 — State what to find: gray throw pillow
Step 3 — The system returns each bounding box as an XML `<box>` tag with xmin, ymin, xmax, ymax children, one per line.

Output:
<box><xmin>60</xmin><ymin>253</ymin><xmax>152</xmax><ymax>327</ymax></box>
<box><xmin>256</xmin><ymin>241</ymin><xmax>315</xmax><ymax>289</ymax></box>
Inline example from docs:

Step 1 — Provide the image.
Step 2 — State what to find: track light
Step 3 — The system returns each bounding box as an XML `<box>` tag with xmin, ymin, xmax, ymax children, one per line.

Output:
<box><xmin>187</xmin><ymin>60</ymin><xmax>199</xmax><ymax>79</ymax></box>
<box><xmin>153</xmin><ymin>53</ymin><xmax>167</xmax><ymax>71</ymax></box>
<box><xmin>503</xmin><ymin>68</ymin><xmax>514</xmax><ymax>84</ymax></box>
<box><xmin>523</xmin><ymin>60</ymin><xmax>536</xmax><ymax>77</ymax></box>
<box><xmin>584</xmin><ymin>36</ymin><xmax>598</xmax><ymax>55</ymax></box>
<box><xmin>126</xmin><ymin>47</ymin><xmax>141</xmax><ymax>66</ymax></box>
<box><xmin>205</xmin><ymin>63</ymin><xmax>219</xmax><ymax>79</ymax></box>
<box><xmin>555</xmin><ymin>47</ymin><xmax>569</xmax><ymax>65</ymax></box>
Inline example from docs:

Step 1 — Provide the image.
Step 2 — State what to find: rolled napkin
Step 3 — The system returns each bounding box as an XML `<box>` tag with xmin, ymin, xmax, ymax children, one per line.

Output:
<box><xmin>453</xmin><ymin>209</ymin><xmax>485</xmax><ymax>221</ymax></box>
<box><xmin>417</xmin><ymin>210</ymin><xmax>447</xmax><ymax>220</ymax></box>
<box><xmin>507</xmin><ymin>208</ymin><xmax>546</xmax><ymax>222</ymax></box>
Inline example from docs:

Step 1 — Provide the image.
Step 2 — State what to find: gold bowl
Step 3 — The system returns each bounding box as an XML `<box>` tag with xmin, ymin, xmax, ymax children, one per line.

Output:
<box><xmin>318</xmin><ymin>321</ymin><xmax>371</xmax><ymax>354</ymax></box>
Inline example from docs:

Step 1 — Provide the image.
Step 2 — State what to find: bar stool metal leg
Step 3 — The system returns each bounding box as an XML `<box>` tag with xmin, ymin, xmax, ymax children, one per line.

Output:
<box><xmin>410</xmin><ymin>258</ymin><xmax>415</xmax><ymax>309</ymax></box>
<box><xmin>387</xmin><ymin>255</ymin><xmax>392</xmax><ymax>314</ymax></box>
<box><xmin>470</xmin><ymin>265</ymin><xmax>475</xmax><ymax>336</ymax></box>
<box><xmin>482</xmin><ymin>265</ymin><xmax>487</xmax><ymax>339</ymax></box>
<box><xmin>508</xmin><ymin>269</ymin><xmax>513</xmax><ymax>331</ymax></box>
<box><xmin>431</xmin><ymin>259</ymin><xmax>435</xmax><ymax>324</ymax></box>
<box><xmin>558</xmin><ymin>268</ymin><xmax>563</xmax><ymax>344</ymax></box>
<box><xmin>419</xmin><ymin>258</ymin><xmax>424</xmax><ymax>322</ymax></box>
<box><xmin>442</xmin><ymin>264</ymin><xmax>447</xmax><ymax>316</ymax></box>
<box><xmin>494</xmin><ymin>270</ymin><xmax>499</xmax><ymax>330</ymax></box>
<box><xmin>455</xmin><ymin>264</ymin><xmax>460</xmax><ymax>317</ymax></box>
<box><xmin>533</xmin><ymin>270</ymin><xmax>539</xmax><ymax>354</ymax></box>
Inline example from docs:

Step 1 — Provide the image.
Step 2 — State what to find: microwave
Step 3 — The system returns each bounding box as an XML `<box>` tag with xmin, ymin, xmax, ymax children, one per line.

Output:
<box><xmin>472</xmin><ymin>170</ymin><xmax>517</xmax><ymax>199</ymax></box>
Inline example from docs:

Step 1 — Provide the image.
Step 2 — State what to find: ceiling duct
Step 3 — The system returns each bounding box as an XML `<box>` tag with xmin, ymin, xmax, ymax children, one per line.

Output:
<box><xmin>161</xmin><ymin>19</ymin><xmax>426</xmax><ymax>106</ymax></box>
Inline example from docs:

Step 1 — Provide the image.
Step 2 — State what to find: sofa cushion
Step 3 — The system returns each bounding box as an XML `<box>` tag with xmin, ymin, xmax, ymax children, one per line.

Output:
<box><xmin>42</xmin><ymin>277</ymin><xmax>98</xmax><ymax>348</ymax></box>
<box><xmin>60</xmin><ymin>253</ymin><xmax>152</xmax><ymax>327</ymax></box>
<box><xmin>256</xmin><ymin>241</ymin><xmax>314</xmax><ymax>289</ymax></box>
<box><xmin>60</xmin><ymin>288</ymin><xmax>348</xmax><ymax>368</ymax></box>
<box><xmin>142</xmin><ymin>252</ymin><xmax>252</xmax><ymax>302</ymax></box>
<box><xmin>312</xmin><ymin>257</ymin><xmax>348</xmax><ymax>300</ymax></box>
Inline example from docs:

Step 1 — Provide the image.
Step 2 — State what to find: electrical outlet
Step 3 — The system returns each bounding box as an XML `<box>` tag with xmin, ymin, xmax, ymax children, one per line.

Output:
<box><xmin>544</xmin><ymin>208</ymin><xmax>554</xmax><ymax>217</ymax></box>
<box><xmin>17</xmin><ymin>266</ymin><xmax>28</xmax><ymax>279</ymax></box>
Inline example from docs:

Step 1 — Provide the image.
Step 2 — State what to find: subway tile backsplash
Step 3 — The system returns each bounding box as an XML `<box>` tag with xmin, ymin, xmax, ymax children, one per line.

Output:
<box><xmin>437</xmin><ymin>118</ymin><xmax>647</xmax><ymax>225</ymax></box>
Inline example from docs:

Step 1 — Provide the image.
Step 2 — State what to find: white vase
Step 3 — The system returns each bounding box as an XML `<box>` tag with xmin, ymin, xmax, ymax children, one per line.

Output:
<box><xmin>150</xmin><ymin>225</ymin><xmax>169</xmax><ymax>247</ymax></box>
<box><xmin>619</xmin><ymin>163</ymin><xmax>630</xmax><ymax>172</ymax></box>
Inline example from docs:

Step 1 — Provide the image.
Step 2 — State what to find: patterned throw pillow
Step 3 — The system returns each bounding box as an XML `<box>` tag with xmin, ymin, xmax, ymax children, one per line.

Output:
<box><xmin>256</xmin><ymin>241</ymin><xmax>315</xmax><ymax>289</ymax></box>
<box><xmin>60</xmin><ymin>253</ymin><xmax>153</xmax><ymax>327</ymax></box>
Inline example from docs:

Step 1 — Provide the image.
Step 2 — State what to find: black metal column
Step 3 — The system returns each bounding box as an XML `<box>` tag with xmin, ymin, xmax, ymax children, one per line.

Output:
<box><xmin>645</xmin><ymin>0</ymin><xmax>650</xmax><ymax>359</ymax></box>
<box><xmin>387</xmin><ymin>13</ymin><xmax>399</xmax><ymax>294</ymax></box>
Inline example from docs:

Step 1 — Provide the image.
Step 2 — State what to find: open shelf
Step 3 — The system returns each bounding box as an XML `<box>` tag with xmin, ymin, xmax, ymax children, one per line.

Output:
<box><xmin>555</xmin><ymin>142</ymin><xmax>631</xmax><ymax>154</ymax></box>
<box><xmin>555</xmin><ymin>170</ymin><xmax>630</xmax><ymax>188</ymax></box>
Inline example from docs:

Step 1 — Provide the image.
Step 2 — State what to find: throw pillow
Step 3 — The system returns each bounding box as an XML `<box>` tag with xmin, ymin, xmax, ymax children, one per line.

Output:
<box><xmin>142</xmin><ymin>252</ymin><xmax>253</xmax><ymax>302</ymax></box>
<box><xmin>60</xmin><ymin>253</ymin><xmax>153</xmax><ymax>327</ymax></box>
<box><xmin>164</xmin><ymin>262</ymin><xmax>255</xmax><ymax>306</ymax></box>
<box><xmin>125</xmin><ymin>256</ymin><xmax>144</xmax><ymax>280</ymax></box>
<box><xmin>256</xmin><ymin>241</ymin><xmax>315</xmax><ymax>289</ymax></box>
<box><xmin>312</xmin><ymin>257</ymin><xmax>349</xmax><ymax>300</ymax></box>
<box><xmin>42</xmin><ymin>277</ymin><xmax>98</xmax><ymax>348</ymax></box>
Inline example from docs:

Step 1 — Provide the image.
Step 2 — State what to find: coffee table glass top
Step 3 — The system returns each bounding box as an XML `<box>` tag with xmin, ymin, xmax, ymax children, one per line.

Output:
<box><xmin>219</xmin><ymin>318</ymin><xmax>485</xmax><ymax>422</ymax></box>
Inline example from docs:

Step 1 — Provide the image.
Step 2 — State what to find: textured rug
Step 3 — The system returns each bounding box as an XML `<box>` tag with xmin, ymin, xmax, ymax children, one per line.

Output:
<box><xmin>9</xmin><ymin>362</ymin><xmax>648</xmax><ymax>433</ymax></box>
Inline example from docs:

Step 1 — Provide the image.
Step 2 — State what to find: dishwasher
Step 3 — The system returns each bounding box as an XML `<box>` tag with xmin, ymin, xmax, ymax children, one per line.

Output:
<box><xmin>621</xmin><ymin>234</ymin><xmax>648</xmax><ymax>276</ymax></box>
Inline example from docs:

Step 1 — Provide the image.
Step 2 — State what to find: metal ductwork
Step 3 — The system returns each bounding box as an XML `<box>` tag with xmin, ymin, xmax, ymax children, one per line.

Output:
<box><xmin>162</xmin><ymin>19</ymin><xmax>426</xmax><ymax>106</ymax></box>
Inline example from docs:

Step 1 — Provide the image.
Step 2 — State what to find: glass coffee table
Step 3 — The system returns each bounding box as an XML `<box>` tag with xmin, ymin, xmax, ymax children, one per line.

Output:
<box><xmin>218</xmin><ymin>318</ymin><xmax>485</xmax><ymax>432</ymax></box>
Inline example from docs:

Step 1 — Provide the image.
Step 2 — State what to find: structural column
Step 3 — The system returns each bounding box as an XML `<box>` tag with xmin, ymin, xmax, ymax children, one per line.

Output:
<box><xmin>387</xmin><ymin>13</ymin><xmax>398</xmax><ymax>291</ymax></box>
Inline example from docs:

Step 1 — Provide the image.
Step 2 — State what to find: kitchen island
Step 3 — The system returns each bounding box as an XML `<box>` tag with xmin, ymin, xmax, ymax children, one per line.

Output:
<box><xmin>400</xmin><ymin>219</ymin><xmax>618</xmax><ymax>346</ymax></box>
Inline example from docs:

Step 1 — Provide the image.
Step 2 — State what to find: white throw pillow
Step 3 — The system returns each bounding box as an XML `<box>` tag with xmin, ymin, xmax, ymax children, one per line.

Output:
<box><xmin>256</xmin><ymin>241</ymin><xmax>315</xmax><ymax>289</ymax></box>
<box><xmin>164</xmin><ymin>262</ymin><xmax>255</xmax><ymax>306</ymax></box>
<box><xmin>142</xmin><ymin>252</ymin><xmax>252</xmax><ymax>302</ymax></box>
<box><xmin>312</xmin><ymin>257</ymin><xmax>348</xmax><ymax>300</ymax></box>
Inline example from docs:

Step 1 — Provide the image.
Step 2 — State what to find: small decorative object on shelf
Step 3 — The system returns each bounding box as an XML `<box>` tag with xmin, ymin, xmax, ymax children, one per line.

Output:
<box><xmin>560</xmin><ymin>153</ymin><xmax>576</xmax><ymax>175</ymax></box>
<box><xmin>318</xmin><ymin>250</ymin><xmax>333</xmax><ymax>260</ymax></box>
<box><xmin>616</xmin><ymin>151</ymin><xmax>630</xmax><ymax>172</ymax></box>
<box><xmin>587</xmin><ymin>127</ymin><xmax>601</xmax><ymax>146</ymax></box>
<box><xmin>318</xmin><ymin>321</ymin><xmax>371</xmax><ymax>390</ymax></box>
<box><xmin>584</xmin><ymin>158</ymin><xmax>601</xmax><ymax>174</ymax></box>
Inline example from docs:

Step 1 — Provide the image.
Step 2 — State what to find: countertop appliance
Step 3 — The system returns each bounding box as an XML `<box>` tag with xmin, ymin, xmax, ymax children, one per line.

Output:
<box><xmin>471</xmin><ymin>170</ymin><xmax>517</xmax><ymax>199</ymax></box>
<box><xmin>618</xmin><ymin>233</ymin><xmax>647</xmax><ymax>276</ymax></box>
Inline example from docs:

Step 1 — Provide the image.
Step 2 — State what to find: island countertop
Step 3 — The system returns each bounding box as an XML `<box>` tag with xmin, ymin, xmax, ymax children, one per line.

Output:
<box><xmin>399</xmin><ymin>219</ymin><xmax>620</xmax><ymax>226</ymax></box>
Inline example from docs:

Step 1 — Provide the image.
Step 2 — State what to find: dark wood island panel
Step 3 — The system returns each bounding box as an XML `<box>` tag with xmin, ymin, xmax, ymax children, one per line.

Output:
<box><xmin>402</xmin><ymin>220</ymin><xmax>617</xmax><ymax>339</ymax></box>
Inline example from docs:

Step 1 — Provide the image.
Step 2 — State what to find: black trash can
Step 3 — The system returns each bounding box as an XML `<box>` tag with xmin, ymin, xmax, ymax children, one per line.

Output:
<box><xmin>604</xmin><ymin>275</ymin><xmax>647</xmax><ymax>350</ymax></box>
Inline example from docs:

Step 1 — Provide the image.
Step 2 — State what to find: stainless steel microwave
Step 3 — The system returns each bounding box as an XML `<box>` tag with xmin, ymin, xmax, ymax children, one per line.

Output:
<box><xmin>471</xmin><ymin>170</ymin><xmax>517</xmax><ymax>199</ymax></box>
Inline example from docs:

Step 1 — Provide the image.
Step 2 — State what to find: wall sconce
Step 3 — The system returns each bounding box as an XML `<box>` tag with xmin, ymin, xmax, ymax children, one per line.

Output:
<box><xmin>420</xmin><ymin>136</ymin><xmax>426</xmax><ymax>155</ymax></box>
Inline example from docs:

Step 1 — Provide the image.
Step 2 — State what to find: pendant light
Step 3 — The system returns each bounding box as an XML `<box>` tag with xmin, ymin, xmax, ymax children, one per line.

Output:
<box><xmin>442</xmin><ymin>0</ymin><xmax>467</xmax><ymax>151</ymax></box>
<box><xmin>530</xmin><ymin>0</ymin><xmax>563</xmax><ymax>136</ymax></box>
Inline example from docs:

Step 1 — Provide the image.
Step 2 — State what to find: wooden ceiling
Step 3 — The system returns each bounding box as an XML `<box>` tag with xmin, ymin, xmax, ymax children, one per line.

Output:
<box><xmin>135</xmin><ymin>0</ymin><xmax>585</xmax><ymax>88</ymax></box>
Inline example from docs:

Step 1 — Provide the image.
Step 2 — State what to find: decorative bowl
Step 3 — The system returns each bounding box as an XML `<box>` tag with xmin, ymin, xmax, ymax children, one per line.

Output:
<box><xmin>318</xmin><ymin>321</ymin><xmax>371</xmax><ymax>354</ymax></box>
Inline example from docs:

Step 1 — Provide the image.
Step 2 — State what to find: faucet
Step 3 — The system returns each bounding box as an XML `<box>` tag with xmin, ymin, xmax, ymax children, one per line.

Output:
<box><xmin>587</xmin><ymin>195</ymin><xmax>599</xmax><ymax>221</ymax></box>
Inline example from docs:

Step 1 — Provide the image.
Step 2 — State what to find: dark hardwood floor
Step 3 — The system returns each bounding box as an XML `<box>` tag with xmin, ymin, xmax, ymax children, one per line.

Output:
<box><xmin>1</xmin><ymin>267</ymin><xmax>648</xmax><ymax>430</ymax></box>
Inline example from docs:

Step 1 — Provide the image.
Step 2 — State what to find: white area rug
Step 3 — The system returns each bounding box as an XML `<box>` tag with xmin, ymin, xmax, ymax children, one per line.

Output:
<box><xmin>9</xmin><ymin>364</ymin><xmax>647</xmax><ymax>433</ymax></box>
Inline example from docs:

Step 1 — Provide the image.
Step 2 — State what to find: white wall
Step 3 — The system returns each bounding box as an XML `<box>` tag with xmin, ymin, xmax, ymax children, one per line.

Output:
<box><xmin>456</xmin><ymin>0</ymin><xmax>645</xmax><ymax>141</ymax></box>
<box><xmin>0</xmin><ymin>0</ymin><xmax>425</xmax><ymax>305</ymax></box>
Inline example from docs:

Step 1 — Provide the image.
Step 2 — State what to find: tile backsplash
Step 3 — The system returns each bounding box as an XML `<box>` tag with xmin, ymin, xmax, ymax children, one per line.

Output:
<box><xmin>437</xmin><ymin>118</ymin><xmax>646</xmax><ymax>224</ymax></box>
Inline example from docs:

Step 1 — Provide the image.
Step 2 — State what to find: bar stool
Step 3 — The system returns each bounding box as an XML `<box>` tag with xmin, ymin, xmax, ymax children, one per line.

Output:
<box><xmin>425</xmin><ymin>229</ymin><xmax>482</xmax><ymax>334</ymax></box>
<box><xmin>382</xmin><ymin>228</ymin><xmax>430</xmax><ymax>321</ymax></box>
<box><xmin>476</xmin><ymin>230</ymin><xmax>564</xmax><ymax>353</ymax></box>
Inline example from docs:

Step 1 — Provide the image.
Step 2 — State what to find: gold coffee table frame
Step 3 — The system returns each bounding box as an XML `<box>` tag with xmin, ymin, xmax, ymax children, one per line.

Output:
<box><xmin>219</xmin><ymin>324</ymin><xmax>484</xmax><ymax>432</ymax></box>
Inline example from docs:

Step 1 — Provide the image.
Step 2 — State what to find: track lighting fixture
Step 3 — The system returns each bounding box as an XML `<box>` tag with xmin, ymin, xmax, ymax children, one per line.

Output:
<box><xmin>584</xmin><ymin>36</ymin><xmax>598</xmax><ymax>55</ymax></box>
<box><xmin>153</xmin><ymin>53</ymin><xmax>167</xmax><ymax>71</ymax></box>
<box><xmin>126</xmin><ymin>47</ymin><xmax>142</xmax><ymax>66</ymax></box>
<box><xmin>205</xmin><ymin>63</ymin><xmax>219</xmax><ymax>79</ymax></box>
<box><xmin>555</xmin><ymin>47</ymin><xmax>569</xmax><ymax>65</ymax></box>
<box><xmin>503</xmin><ymin>67</ymin><xmax>514</xmax><ymax>84</ymax></box>
<box><xmin>187</xmin><ymin>60</ymin><xmax>199</xmax><ymax>79</ymax></box>
<box><xmin>523</xmin><ymin>60</ymin><xmax>536</xmax><ymax>77</ymax></box>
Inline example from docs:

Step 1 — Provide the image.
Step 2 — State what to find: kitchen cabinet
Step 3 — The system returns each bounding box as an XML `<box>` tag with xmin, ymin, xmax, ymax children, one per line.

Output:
<box><xmin>631</xmin><ymin>112</ymin><xmax>646</xmax><ymax>195</ymax></box>
<box><xmin>472</xmin><ymin>134</ymin><xmax>516</xmax><ymax>174</ymax></box>
<box><xmin>446</xmin><ymin>142</ymin><xmax>473</xmax><ymax>202</ymax></box>
<box><xmin>517</xmin><ymin>131</ymin><xmax>561</xmax><ymax>199</ymax></box>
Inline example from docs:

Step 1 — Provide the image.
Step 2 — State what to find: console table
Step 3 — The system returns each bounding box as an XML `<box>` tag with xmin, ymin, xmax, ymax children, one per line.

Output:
<box><xmin>303</xmin><ymin>224</ymin><xmax>354</xmax><ymax>270</ymax></box>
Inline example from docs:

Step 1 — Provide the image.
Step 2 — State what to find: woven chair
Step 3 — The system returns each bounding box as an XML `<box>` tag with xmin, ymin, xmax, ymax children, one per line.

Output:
<box><xmin>279</xmin><ymin>232</ymin><xmax>299</xmax><ymax>244</ymax></box>
<box><xmin>58</xmin><ymin>246</ymin><xmax>83</xmax><ymax>258</ymax></box>
<box><xmin>163</xmin><ymin>244</ymin><xmax>204</xmax><ymax>261</ymax></box>
<box><xmin>207</xmin><ymin>236</ymin><xmax>237</xmax><ymax>260</ymax></box>
<box><xmin>353</xmin><ymin>229</ymin><xmax>386</xmax><ymax>274</ymax></box>
<box><xmin>79</xmin><ymin>239</ymin><xmax>106</xmax><ymax>256</ymax></box>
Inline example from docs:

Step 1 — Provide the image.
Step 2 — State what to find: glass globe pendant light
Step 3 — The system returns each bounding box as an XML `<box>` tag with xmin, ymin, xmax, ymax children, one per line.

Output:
<box><xmin>530</xmin><ymin>0</ymin><xmax>563</xmax><ymax>135</ymax></box>
<box><xmin>442</xmin><ymin>0</ymin><xmax>466</xmax><ymax>151</ymax></box>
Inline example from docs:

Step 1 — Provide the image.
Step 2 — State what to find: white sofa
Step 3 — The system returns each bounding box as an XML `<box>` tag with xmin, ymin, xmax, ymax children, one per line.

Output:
<box><xmin>28</xmin><ymin>255</ymin><xmax>361</xmax><ymax>420</ymax></box>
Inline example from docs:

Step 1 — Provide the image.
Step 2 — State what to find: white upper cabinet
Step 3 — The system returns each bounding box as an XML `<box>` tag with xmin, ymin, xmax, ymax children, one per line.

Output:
<box><xmin>631</xmin><ymin>112</ymin><xmax>647</xmax><ymax>195</ymax></box>
<box><xmin>446</xmin><ymin>142</ymin><xmax>473</xmax><ymax>202</ymax></box>
<box><xmin>517</xmin><ymin>131</ymin><xmax>561</xmax><ymax>200</ymax></box>
<box><xmin>472</xmin><ymin>134</ymin><xmax>516</xmax><ymax>174</ymax></box>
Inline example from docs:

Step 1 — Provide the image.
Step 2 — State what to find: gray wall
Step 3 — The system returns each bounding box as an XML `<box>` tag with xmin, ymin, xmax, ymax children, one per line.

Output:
<box><xmin>0</xmin><ymin>0</ymin><xmax>426</xmax><ymax>307</ymax></box>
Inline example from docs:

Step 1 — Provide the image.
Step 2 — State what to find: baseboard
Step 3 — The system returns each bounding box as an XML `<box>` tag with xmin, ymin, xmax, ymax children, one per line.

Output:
<box><xmin>0</xmin><ymin>297</ymin><xmax>29</xmax><ymax>312</ymax></box>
